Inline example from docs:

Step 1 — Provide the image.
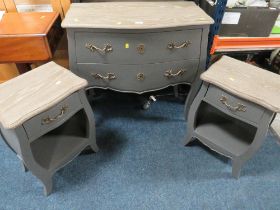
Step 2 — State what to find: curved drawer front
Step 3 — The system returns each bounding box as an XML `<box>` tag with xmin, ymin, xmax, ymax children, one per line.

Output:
<box><xmin>204</xmin><ymin>85</ymin><xmax>265</xmax><ymax>124</ymax></box>
<box><xmin>23</xmin><ymin>92</ymin><xmax>83</xmax><ymax>142</ymax></box>
<box><xmin>77</xmin><ymin>59</ymin><xmax>199</xmax><ymax>93</ymax></box>
<box><xmin>75</xmin><ymin>29</ymin><xmax>202</xmax><ymax>64</ymax></box>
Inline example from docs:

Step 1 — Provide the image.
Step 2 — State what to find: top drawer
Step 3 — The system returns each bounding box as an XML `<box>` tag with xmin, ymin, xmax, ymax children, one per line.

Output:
<box><xmin>75</xmin><ymin>29</ymin><xmax>202</xmax><ymax>64</ymax></box>
<box><xmin>23</xmin><ymin>92</ymin><xmax>82</xmax><ymax>142</ymax></box>
<box><xmin>204</xmin><ymin>85</ymin><xmax>265</xmax><ymax>125</ymax></box>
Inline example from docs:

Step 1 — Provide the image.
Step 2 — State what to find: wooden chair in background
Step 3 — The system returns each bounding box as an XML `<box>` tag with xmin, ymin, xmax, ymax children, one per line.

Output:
<box><xmin>0</xmin><ymin>0</ymin><xmax>71</xmax><ymax>17</ymax></box>
<box><xmin>0</xmin><ymin>0</ymin><xmax>71</xmax><ymax>83</ymax></box>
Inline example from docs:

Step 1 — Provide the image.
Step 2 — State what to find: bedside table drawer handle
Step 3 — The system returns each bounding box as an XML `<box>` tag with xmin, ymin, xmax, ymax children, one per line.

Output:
<box><xmin>91</xmin><ymin>73</ymin><xmax>116</xmax><ymax>80</ymax></box>
<box><xmin>85</xmin><ymin>43</ymin><xmax>113</xmax><ymax>54</ymax></box>
<box><xmin>41</xmin><ymin>106</ymin><xmax>68</xmax><ymax>125</ymax></box>
<box><xmin>164</xmin><ymin>69</ymin><xmax>186</xmax><ymax>78</ymax></box>
<box><xmin>167</xmin><ymin>41</ymin><xmax>191</xmax><ymax>49</ymax></box>
<box><xmin>220</xmin><ymin>96</ymin><xmax>247</xmax><ymax>112</ymax></box>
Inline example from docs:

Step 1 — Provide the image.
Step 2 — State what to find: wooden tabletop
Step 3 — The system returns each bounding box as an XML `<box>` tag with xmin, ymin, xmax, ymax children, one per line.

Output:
<box><xmin>201</xmin><ymin>56</ymin><xmax>280</xmax><ymax>113</ymax></box>
<box><xmin>62</xmin><ymin>1</ymin><xmax>214</xmax><ymax>29</ymax></box>
<box><xmin>0</xmin><ymin>12</ymin><xmax>60</xmax><ymax>63</ymax></box>
<box><xmin>0</xmin><ymin>12</ymin><xmax>58</xmax><ymax>37</ymax></box>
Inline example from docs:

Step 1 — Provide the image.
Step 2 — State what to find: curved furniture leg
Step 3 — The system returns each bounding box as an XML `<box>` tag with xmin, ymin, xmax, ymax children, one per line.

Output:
<box><xmin>21</xmin><ymin>161</ymin><xmax>28</xmax><ymax>172</ymax></box>
<box><xmin>184</xmin><ymin>27</ymin><xmax>209</xmax><ymax>119</ymax></box>
<box><xmin>184</xmin><ymin>76</ymin><xmax>203</xmax><ymax>120</ymax></box>
<box><xmin>79</xmin><ymin>90</ymin><xmax>99</xmax><ymax>153</ymax></box>
<box><xmin>232</xmin><ymin>110</ymin><xmax>275</xmax><ymax>178</ymax></box>
<box><xmin>232</xmin><ymin>158</ymin><xmax>245</xmax><ymax>179</ymax></box>
<box><xmin>184</xmin><ymin>83</ymin><xmax>208</xmax><ymax>146</ymax></box>
<box><xmin>185</xmin><ymin>133</ymin><xmax>195</xmax><ymax>146</ymax></box>
<box><xmin>41</xmin><ymin>176</ymin><xmax>53</xmax><ymax>196</ymax></box>
<box><xmin>89</xmin><ymin>141</ymin><xmax>99</xmax><ymax>153</ymax></box>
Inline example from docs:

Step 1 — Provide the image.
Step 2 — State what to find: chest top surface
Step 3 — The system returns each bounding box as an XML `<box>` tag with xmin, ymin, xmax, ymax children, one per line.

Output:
<box><xmin>61</xmin><ymin>1</ymin><xmax>213</xmax><ymax>29</ymax></box>
<box><xmin>201</xmin><ymin>56</ymin><xmax>280</xmax><ymax>113</ymax></box>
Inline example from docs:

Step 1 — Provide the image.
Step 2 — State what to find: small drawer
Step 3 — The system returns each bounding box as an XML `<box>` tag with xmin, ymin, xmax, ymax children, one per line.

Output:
<box><xmin>23</xmin><ymin>92</ymin><xmax>83</xmax><ymax>142</ymax></box>
<box><xmin>204</xmin><ymin>85</ymin><xmax>265</xmax><ymax>124</ymax></box>
<box><xmin>75</xmin><ymin>29</ymin><xmax>202</xmax><ymax>64</ymax></box>
<box><xmin>77</xmin><ymin>59</ymin><xmax>199</xmax><ymax>93</ymax></box>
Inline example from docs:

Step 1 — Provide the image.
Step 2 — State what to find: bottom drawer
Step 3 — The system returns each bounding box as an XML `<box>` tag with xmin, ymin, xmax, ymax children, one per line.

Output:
<box><xmin>204</xmin><ymin>85</ymin><xmax>265</xmax><ymax>124</ymax></box>
<box><xmin>77</xmin><ymin>59</ymin><xmax>199</xmax><ymax>93</ymax></box>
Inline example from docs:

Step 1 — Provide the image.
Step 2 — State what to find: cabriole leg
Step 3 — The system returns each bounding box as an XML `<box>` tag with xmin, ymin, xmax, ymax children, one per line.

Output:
<box><xmin>41</xmin><ymin>176</ymin><xmax>53</xmax><ymax>196</ymax></box>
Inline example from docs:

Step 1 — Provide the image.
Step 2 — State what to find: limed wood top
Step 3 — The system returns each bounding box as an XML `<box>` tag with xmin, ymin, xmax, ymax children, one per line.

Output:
<box><xmin>0</xmin><ymin>12</ymin><xmax>58</xmax><ymax>37</ymax></box>
<box><xmin>61</xmin><ymin>2</ymin><xmax>214</xmax><ymax>29</ymax></box>
<box><xmin>201</xmin><ymin>56</ymin><xmax>280</xmax><ymax>113</ymax></box>
<box><xmin>0</xmin><ymin>62</ymin><xmax>87</xmax><ymax>129</ymax></box>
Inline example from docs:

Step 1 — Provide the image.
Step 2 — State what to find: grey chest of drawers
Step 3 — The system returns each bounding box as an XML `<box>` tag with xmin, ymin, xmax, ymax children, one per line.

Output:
<box><xmin>62</xmin><ymin>1</ymin><xmax>213</xmax><ymax>111</ymax></box>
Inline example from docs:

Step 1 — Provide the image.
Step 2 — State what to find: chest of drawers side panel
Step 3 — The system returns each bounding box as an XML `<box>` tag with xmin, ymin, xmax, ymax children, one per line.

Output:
<box><xmin>67</xmin><ymin>29</ymin><xmax>78</xmax><ymax>75</ymax></box>
<box><xmin>184</xmin><ymin>26</ymin><xmax>210</xmax><ymax>116</ymax></box>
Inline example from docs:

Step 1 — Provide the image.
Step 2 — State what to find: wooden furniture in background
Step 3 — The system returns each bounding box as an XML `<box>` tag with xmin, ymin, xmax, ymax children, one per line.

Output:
<box><xmin>0</xmin><ymin>64</ymin><xmax>19</xmax><ymax>83</ymax></box>
<box><xmin>0</xmin><ymin>12</ymin><xmax>63</xmax><ymax>73</ymax></box>
<box><xmin>0</xmin><ymin>0</ymin><xmax>17</xmax><ymax>12</ymax></box>
<box><xmin>50</xmin><ymin>0</ymin><xmax>70</xmax><ymax>18</ymax></box>
<box><xmin>0</xmin><ymin>0</ymin><xmax>71</xmax><ymax>17</ymax></box>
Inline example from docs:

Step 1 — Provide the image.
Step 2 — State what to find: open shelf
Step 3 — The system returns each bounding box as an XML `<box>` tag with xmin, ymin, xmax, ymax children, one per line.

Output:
<box><xmin>30</xmin><ymin>110</ymin><xmax>89</xmax><ymax>171</ymax></box>
<box><xmin>194</xmin><ymin>102</ymin><xmax>257</xmax><ymax>157</ymax></box>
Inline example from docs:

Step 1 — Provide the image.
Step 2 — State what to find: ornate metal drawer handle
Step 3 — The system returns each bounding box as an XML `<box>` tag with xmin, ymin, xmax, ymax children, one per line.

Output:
<box><xmin>137</xmin><ymin>73</ymin><xmax>145</xmax><ymax>81</ymax></box>
<box><xmin>220</xmin><ymin>96</ymin><xmax>247</xmax><ymax>112</ymax></box>
<box><xmin>167</xmin><ymin>41</ymin><xmax>191</xmax><ymax>49</ymax></box>
<box><xmin>91</xmin><ymin>73</ymin><xmax>116</xmax><ymax>80</ymax></box>
<box><xmin>85</xmin><ymin>43</ymin><xmax>113</xmax><ymax>54</ymax></box>
<box><xmin>41</xmin><ymin>106</ymin><xmax>68</xmax><ymax>125</ymax></box>
<box><xmin>164</xmin><ymin>69</ymin><xmax>186</xmax><ymax>78</ymax></box>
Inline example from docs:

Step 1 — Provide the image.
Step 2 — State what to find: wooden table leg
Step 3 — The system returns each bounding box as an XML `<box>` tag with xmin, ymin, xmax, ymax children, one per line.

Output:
<box><xmin>16</xmin><ymin>63</ymin><xmax>32</xmax><ymax>74</ymax></box>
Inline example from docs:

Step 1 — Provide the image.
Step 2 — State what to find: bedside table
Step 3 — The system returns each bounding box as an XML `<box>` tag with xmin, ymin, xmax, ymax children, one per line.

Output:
<box><xmin>0</xmin><ymin>62</ymin><xmax>98</xmax><ymax>195</ymax></box>
<box><xmin>185</xmin><ymin>56</ymin><xmax>280</xmax><ymax>178</ymax></box>
<box><xmin>62</xmin><ymin>1</ymin><xmax>213</xmax><ymax>111</ymax></box>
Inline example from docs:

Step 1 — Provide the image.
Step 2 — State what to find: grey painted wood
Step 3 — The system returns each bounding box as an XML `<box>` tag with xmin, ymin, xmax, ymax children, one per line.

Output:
<box><xmin>66</xmin><ymin>24</ymin><xmax>210</xmax><ymax>98</ymax></box>
<box><xmin>231</xmin><ymin>109</ymin><xmax>274</xmax><ymax>178</ymax></box>
<box><xmin>23</xmin><ymin>92</ymin><xmax>83</xmax><ymax>142</ymax></box>
<box><xmin>0</xmin><ymin>125</ymin><xmax>22</xmax><ymax>156</ymax></box>
<box><xmin>184</xmin><ymin>82</ymin><xmax>275</xmax><ymax>178</ymax></box>
<box><xmin>77</xmin><ymin>59</ymin><xmax>199</xmax><ymax>93</ymax></box>
<box><xmin>75</xmin><ymin>29</ymin><xmax>202</xmax><ymax>64</ymax></box>
<box><xmin>78</xmin><ymin>88</ymin><xmax>99</xmax><ymax>152</ymax></box>
<box><xmin>61</xmin><ymin>2</ymin><xmax>214</xmax><ymax>30</ymax></box>
<box><xmin>204</xmin><ymin>85</ymin><xmax>266</xmax><ymax>125</ymax></box>
<box><xmin>0</xmin><ymin>89</ymin><xmax>98</xmax><ymax>196</ymax></box>
<box><xmin>184</xmin><ymin>27</ymin><xmax>209</xmax><ymax>117</ymax></box>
